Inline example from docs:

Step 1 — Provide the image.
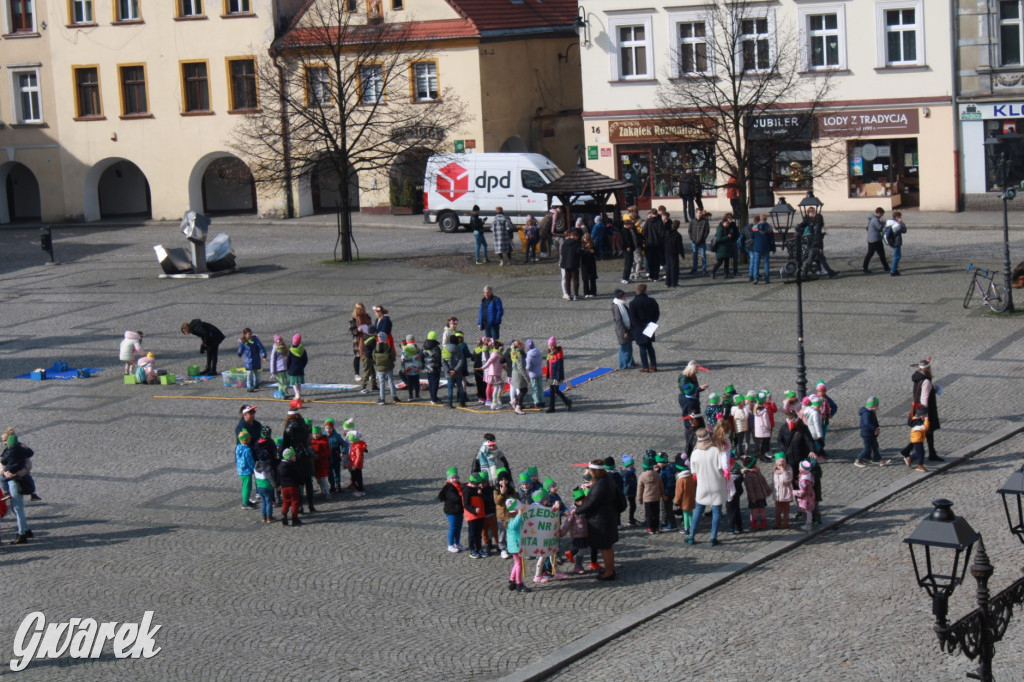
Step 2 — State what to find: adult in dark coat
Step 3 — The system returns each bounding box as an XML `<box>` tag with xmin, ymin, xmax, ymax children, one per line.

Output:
<box><xmin>642</xmin><ymin>211</ymin><xmax>664</xmax><ymax>281</ymax></box>
<box><xmin>235</xmin><ymin>404</ymin><xmax>263</xmax><ymax>445</ymax></box>
<box><xmin>628</xmin><ymin>284</ymin><xmax>660</xmax><ymax>372</ymax></box>
<box><xmin>559</xmin><ymin>230</ymin><xmax>582</xmax><ymax>300</ymax></box>
<box><xmin>778</xmin><ymin>417</ymin><xmax>815</xmax><ymax>476</ymax></box>
<box><xmin>283</xmin><ymin>411</ymin><xmax>317</xmax><ymax>513</ymax></box>
<box><xmin>663</xmin><ymin>220</ymin><xmax>683</xmax><ymax>287</ymax></box>
<box><xmin>620</xmin><ymin>218</ymin><xmax>639</xmax><ymax>282</ymax></box>
<box><xmin>182</xmin><ymin>318</ymin><xmax>226</xmax><ymax>375</ymax></box>
<box><xmin>679</xmin><ymin>169</ymin><xmax>699</xmax><ymax>222</ymax></box>
<box><xmin>901</xmin><ymin>358</ymin><xmax>943</xmax><ymax>462</ymax></box>
<box><xmin>576</xmin><ymin>461</ymin><xmax>622</xmax><ymax>580</ymax></box>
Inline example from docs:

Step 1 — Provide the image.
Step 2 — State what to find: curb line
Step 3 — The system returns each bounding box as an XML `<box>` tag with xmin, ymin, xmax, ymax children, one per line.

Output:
<box><xmin>500</xmin><ymin>420</ymin><xmax>1024</xmax><ymax>682</ymax></box>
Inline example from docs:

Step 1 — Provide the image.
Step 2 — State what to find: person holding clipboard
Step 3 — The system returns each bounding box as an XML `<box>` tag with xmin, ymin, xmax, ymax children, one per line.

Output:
<box><xmin>628</xmin><ymin>283</ymin><xmax>660</xmax><ymax>373</ymax></box>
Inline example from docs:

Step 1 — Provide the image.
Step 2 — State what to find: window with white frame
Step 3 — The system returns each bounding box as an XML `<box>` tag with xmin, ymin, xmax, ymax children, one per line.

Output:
<box><xmin>12</xmin><ymin>69</ymin><xmax>42</xmax><ymax>123</ymax></box>
<box><xmin>608</xmin><ymin>14</ymin><xmax>653</xmax><ymax>80</ymax></box>
<box><xmin>306</xmin><ymin>66</ymin><xmax>330</xmax><ymax>106</ymax></box>
<box><xmin>179</xmin><ymin>0</ymin><xmax>202</xmax><ymax>17</ymax></box>
<box><xmin>799</xmin><ymin>5</ymin><xmax>847</xmax><ymax>71</ymax></box>
<box><xmin>225</xmin><ymin>0</ymin><xmax>250</xmax><ymax>14</ymax></box>
<box><xmin>9</xmin><ymin>0</ymin><xmax>35</xmax><ymax>32</ymax></box>
<box><xmin>360</xmin><ymin>65</ymin><xmax>383</xmax><ymax>104</ymax></box>
<box><xmin>617</xmin><ymin>24</ymin><xmax>650</xmax><ymax>78</ymax></box>
<box><xmin>875</xmin><ymin>1</ymin><xmax>924</xmax><ymax>67</ymax></box>
<box><xmin>739</xmin><ymin>15</ymin><xmax>772</xmax><ymax>72</ymax></box>
<box><xmin>1000</xmin><ymin>1</ymin><xmax>1023</xmax><ymax>66</ymax></box>
<box><xmin>71</xmin><ymin>0</ymin><xmax>93</xmax><ymax>24</ymax></box>
<box><xmin>116</xmin><ymin>0</ymin><xmax>140</xmax><ymax>22</ymax></box>
<box><xmin>677</xmin><ymin>20</ymin><xmax>708</xmax><ymax>75</ymax></box>
<box><xmin>411</xmin><ymin>61</ymin><xmax>437</xmax><ymax>101</ymax></box>
<box><xmin>809</xmin><ymin>14</ymin><xmax>839</xmax><ymax>67</ymax></box>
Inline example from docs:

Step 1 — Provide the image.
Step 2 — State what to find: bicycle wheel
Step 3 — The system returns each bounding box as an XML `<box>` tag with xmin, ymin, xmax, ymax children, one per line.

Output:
<box><xmin>964</xmin><ymin>278</ymin><xmax>976</xmax><ymax>309</ymax></box>
<box><xmin>780</xmin><ymin>261</ymin><xmax>797</xmax><ymax>279</ymax></box>
<box><xmin>986</xmin><ymin>282</ymin><xmax>1009</xmax><ymax>313</ymax></box>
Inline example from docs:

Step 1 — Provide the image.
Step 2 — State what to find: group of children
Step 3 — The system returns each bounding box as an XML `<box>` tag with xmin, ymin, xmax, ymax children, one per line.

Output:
<box><xmin>234</xmin><ymin>404</ymin><xmax>367</xmax><ymax>526</ymax></box>
<box><xmin>440</xmin><ymin>441</ymin><xmax>616</xmax><ymax>593</ymax></box>
<box><xmin>119</xmin><ymin>328</ymin><xmax>310</xmax><ymax>397</ymax></box>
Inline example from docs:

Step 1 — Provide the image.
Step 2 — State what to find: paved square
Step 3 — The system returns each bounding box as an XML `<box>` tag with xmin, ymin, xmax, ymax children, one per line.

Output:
<box><xmin>0</xmin><ymin>219</ymin><xmax>1022</xmax><ymax>679</ymax></box>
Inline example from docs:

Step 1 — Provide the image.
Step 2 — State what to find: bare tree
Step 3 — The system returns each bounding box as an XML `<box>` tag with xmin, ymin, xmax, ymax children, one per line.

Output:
<box><xmin>234</xmin><ymin>0</ymin><xmax>468</xmax><ymax>261</ymax></box>
<box><xmin>657</xmin><ymin>0</ymin><xmax>840</xmax><ymax>226</ymax></box>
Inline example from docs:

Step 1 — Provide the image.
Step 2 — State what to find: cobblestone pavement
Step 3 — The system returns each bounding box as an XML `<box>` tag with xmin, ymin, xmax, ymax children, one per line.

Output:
<box><xmin>545</xmin><ymin>434</ymin><xmax>1024</xmax><ymax>682</ymax></box>
<box><xmin>0</xmin><ymin>221</ymin><xmax>1021</xmax><ymax>679</ymax></box>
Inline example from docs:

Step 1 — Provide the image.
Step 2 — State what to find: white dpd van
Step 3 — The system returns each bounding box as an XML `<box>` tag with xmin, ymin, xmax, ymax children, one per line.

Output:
<box><xmin>423</xmin><ymin>153</ymin><xmax>564</xmax><ymax>232</ymax></box>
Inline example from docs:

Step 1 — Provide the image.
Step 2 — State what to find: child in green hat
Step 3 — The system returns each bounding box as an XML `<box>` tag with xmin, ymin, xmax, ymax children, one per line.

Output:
<box><xmin>505</xmin><ymin>499</ymin><xmax>530</xmax><ymax>593</ymax></box>
<box><xmin>855</xmin><ymin>396</ymin><xmax>885</xmax><ymax>467</ymax></box>
<box><xmin>560</xmin><ymin>488</ymin><xmax>590</xmax><ymax>573</ymax></box>
<box><xmin>438</xmin><ymin>467</ymin><xmax>464</xmax><ymax>553</ymax></box>
<box><xmin>236</xmin><ymin>432</ymin><xmax>256</xmax><ymax>510</ymax></box>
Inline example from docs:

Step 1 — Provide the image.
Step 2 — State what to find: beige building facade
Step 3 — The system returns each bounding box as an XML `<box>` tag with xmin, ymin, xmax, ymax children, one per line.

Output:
<box><xmin>280</xmin><ymin>0</ymin><xmax>584</xmax><ymax>217</ymax></box>
<box><xmin>578</xmin><ymin>0</ymin><xmax>957</xmax><ymax>215</ymax></box>
<box><xmin>0</xmin><ymin>0</ymin><xmax>62</xmax><ymax>222</ymax></box>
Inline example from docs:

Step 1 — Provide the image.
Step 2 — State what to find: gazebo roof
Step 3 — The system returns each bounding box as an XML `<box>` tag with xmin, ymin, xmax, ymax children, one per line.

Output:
<box><xmin>537</xmin><ymin>167</ymin><xmax>631</xmax><ymax>195</ymax></box>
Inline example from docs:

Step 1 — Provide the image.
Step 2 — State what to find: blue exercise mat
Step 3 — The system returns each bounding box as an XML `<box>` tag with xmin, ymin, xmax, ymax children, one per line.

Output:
<box><xmin>544</xmin><ymin>367</ymin><xmax>614</xmax><ymax>396</ymax></box>
<box><xmin>15</xmin><ymin>368</ymin><xmax>104</xmax><ymax>380</ymax></box>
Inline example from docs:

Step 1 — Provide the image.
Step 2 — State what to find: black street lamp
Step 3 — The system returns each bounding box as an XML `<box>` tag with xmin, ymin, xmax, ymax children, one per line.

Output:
<box><xmin>906</xmin><ymin>482</ymin><xmax>1024</xmax><ymax>681</ymax></box>
<box><xmin>769</xmin><ymin>197</ymin><xmax>805</xmax><ymax>396</ymax></box>
<box><xmin>983</xmin><ymin>132</ymin><xmax>1017</xmax><ymax>313</ymax></box>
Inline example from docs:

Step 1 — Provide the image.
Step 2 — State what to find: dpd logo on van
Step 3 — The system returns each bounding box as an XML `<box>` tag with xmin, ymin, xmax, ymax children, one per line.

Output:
<box><xmin>437</xmin><ymin>162</ymin><xmax>469</xmax><ymax>202</ymax></box>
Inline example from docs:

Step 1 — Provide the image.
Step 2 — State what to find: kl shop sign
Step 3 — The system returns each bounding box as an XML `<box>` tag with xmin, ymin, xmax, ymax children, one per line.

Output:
<box><xmin>960</xmin><ymin>102</ymin><xmax>1024</xmax><ymax>120</ymax></box>
<box><xmin>815</xmin><ymin>108</ymin><xmax>919</xmax><ymax>137</ymax></box>
<box><xmin>519</xmin><ymin>504</ymin><xmax>559</xmax><ymax>557</ymax></box>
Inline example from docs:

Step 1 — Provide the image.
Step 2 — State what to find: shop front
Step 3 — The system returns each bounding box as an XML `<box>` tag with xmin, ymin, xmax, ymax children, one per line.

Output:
<box><xmin>746</xmin><ymin>114</ymin><xmax>814</xmax><ymax>208</ymax></box>
<box><xmin>606</xmin><ymin>118</ymin><xmax>717</xmax><ymax>210</ymax></box>
<box><xmin>959</xmin><ymin>102</ymin><xmax>1024</xmax><ymax>206</ymax></box>
<box><xmin>816</xmin><ymin>107</ymin><xmax>921</xmax><ymax>208</ymax></box>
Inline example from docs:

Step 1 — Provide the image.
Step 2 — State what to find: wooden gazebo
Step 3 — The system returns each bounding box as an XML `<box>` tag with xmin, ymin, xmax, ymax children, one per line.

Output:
<box><xmin>536</xmin><ymin>167</ymin><xmax>632</xmax><ymax>231</ymax></box>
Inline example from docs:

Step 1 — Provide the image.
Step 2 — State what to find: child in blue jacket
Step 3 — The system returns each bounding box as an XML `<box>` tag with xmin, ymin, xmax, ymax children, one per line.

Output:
<box><xmin>854</xmin><ymin>396</ymin><xmax>886</xmax><ymax>467</ymax></box>
<box><xmin>236</xmin><ymin>432</ymin><xmax>256</xmax><ymax>509</ymax></box>
<box><xmin>236</xmin><ymin>328</ymin><xmax>267</xmax><ymax>392</ymax></box>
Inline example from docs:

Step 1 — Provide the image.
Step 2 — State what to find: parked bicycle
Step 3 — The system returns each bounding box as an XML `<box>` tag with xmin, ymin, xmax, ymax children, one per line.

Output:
<box><xmin>964</xmin><ymin>264</ymin><xmax>1008</xmax><ymax>312</ymax></box>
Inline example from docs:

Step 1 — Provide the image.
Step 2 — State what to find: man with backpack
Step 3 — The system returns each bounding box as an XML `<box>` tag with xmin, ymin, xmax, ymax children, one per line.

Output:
<box><xmin>883</xmin><ymin>211</ymin><xmax>907</xmax><ymax>276</ymax></box>
<box><xmin>862</xmin><ymin>207</ymin><xmax>890</xmax><ymax>274</ymax></box>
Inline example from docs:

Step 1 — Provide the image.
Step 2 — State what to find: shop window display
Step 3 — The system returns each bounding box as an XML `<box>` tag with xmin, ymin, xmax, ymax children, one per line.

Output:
<box><xmin>983</xmin><ymin>119</ymin><xmax>1024</xmax><ymax>191</ymax></box>
<box><xmin>848</xmin><ymin>138</ymin><xmax>919</xmax><ymax>206</ymax></box>
<box><xmin>618</xmin><ymin>142</ymin><xmax>716</xmax><ymax>209</ymax></box>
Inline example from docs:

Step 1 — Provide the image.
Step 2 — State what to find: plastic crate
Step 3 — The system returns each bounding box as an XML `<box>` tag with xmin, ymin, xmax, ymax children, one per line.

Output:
<box><xmin>124</xmin><ymin>374</ymin><xmax>138</xmax><ymax>385</ymax></box>
<box><xmin>30</xmin><ymin>370</ymin><xmax>46</xmax><ymax>381</ymax></box>
<box><xmin>187</xmin><ymin>365</ymin><xmax>201</xmax><ymax>376</ymax></box>
<box><xmin>160</xmin><ymin>374</ymin><xmax>176</xmax><ymax>385</ymax></box>
<box><xmin>222</xmin><ymin>370</ymin><xmax>247</xmax><ymax>388</ymax></box>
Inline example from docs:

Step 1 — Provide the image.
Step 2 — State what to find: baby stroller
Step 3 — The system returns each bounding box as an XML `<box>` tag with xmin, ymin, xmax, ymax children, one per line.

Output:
<box><xmin>779</xmin><ymin>232</ymin><xmax>822</xmax><ymax>282</ymax></box>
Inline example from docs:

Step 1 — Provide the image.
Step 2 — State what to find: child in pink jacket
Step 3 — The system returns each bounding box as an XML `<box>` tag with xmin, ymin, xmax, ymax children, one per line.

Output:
<box><xmin>482</xmin><ymin>340</ymin><xmax>506</xmax><ymax>410</ymax></box>
<box><xmin>794</xmin><ymin>459</ymin><xmax>816</xmax><ymax>532</ymax></box>
<box><xmin>753</xmin><ymin>393</ymin><xmax>774</xmax><ymax>462</ymax></box>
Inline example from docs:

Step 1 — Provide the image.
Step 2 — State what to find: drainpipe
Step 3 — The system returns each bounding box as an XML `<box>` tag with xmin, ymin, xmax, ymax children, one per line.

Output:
<box><xmin>950</xmin><ymin>0</ymin><xmax>963</xmax><ymax>212</ymax></box>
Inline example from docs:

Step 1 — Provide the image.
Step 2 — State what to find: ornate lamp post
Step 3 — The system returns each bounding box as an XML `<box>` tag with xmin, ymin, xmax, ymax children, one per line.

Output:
<box><xmin>768</xmin><ymin>197</ymin><xmax>805</xmax><ymax>396</ymax></box>
<box><xmin>983</xmin><ymin>132</ymin><xmax>1017</xmax><ymax>313</ymax></box>
<box><xmin>906</xmin><ymin>478</ymin><xmax>1024</xmax><ymax>681</ymax></box>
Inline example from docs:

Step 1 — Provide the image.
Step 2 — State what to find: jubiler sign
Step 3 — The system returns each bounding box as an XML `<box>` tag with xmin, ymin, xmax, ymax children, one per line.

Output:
<box><xmin>746</xmin><ymin>114</ymin><xmax>812</xmax><ymax>140</ymax></box>
<box><xmin>815</xmin><ymin>108</ymin><xmax>919</xmax><ymax>137</ymax></box>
